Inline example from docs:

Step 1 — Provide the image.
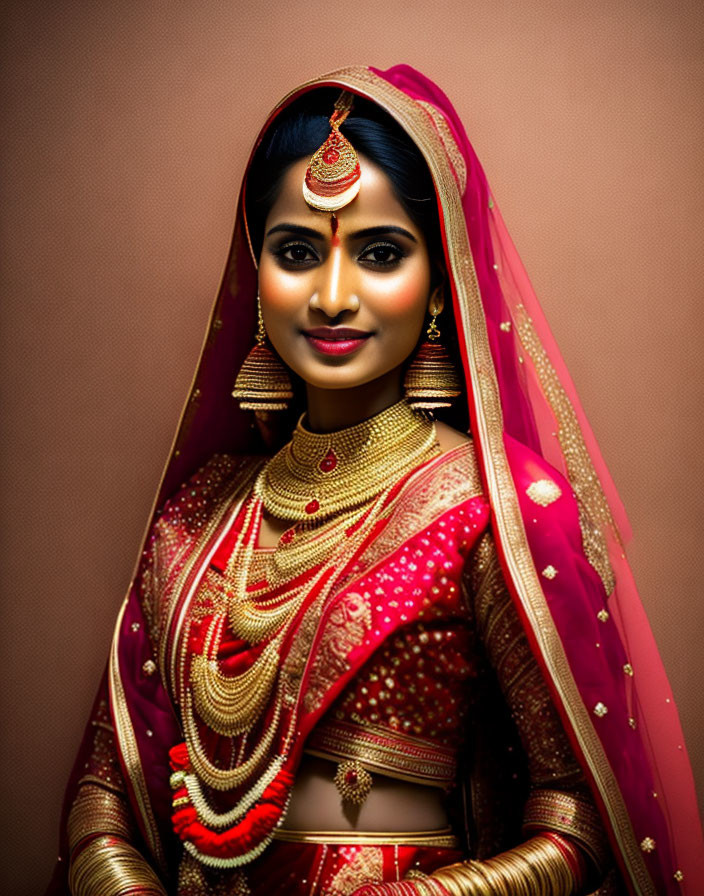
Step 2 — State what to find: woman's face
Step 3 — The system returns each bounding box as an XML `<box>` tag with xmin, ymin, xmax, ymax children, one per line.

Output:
<box><xmin>258</xmin><ymin>154</ymin><xmax>438</xmax><ymax>397</ymax></box>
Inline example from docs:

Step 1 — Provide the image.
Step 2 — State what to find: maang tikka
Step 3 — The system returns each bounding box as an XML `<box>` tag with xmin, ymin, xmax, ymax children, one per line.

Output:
<box><xmin>303</xmin><ymin>91</ymin><xmax>361</xmax><ymax>212</ymax></box>
<box><xmin>404</xmin><ymin>294</ymin><xmax>462</xmax><ymax>409</ymax></box>
<box><xmin>232</xmin><ymin>296</ymin><xmax>293</xmax><ymax>411</ymax></box>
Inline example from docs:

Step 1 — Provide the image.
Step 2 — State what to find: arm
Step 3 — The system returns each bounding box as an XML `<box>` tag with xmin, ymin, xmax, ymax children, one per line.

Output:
<box><xmin>65</xmin><ymin>686</ymin><xmax>167</xmax><ymax>896</ymax></box>
<box><xmin>356</xmin><ymin>531</ymin><xmax>613</xmax><ymax>896</ymax></box>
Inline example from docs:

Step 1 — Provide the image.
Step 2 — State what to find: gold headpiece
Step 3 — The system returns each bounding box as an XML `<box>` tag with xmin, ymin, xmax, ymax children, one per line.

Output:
<box><xmin>302</xmin><ymin>91</ymin><xmax>361</xmax><ymax>211</ymax></box>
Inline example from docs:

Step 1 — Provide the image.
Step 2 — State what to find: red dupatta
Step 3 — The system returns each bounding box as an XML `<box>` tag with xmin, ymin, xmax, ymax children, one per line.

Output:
<box><xmin>98</xmin><ymin>65</ymin><xmax>703</xmax><ymax>894</ymax></box>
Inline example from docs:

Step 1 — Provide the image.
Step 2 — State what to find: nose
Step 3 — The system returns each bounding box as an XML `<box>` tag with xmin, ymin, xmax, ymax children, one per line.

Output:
<box><xmin>309</xmin><ymin>246</ymin><xmax>359</xmax><ymax>317</ymax></box>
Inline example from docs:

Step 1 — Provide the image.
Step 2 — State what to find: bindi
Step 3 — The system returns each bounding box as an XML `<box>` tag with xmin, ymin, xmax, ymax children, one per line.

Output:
<box><xmin>330</xmin><ymin>213</ymin><xmax>341</xmax><ymax>246</ymax></box>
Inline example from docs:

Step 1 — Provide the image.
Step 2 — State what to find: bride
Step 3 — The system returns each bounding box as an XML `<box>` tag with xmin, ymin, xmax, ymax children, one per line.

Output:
<box><xmin>48</xmin><ymin>65</ymin><xmax>703</xmax><ymax>896</ymax></box>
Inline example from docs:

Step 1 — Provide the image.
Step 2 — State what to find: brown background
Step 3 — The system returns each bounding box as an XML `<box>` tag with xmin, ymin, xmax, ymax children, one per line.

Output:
<box><xmin>1</xmin><ymin>1</ymin><xmax>702</xmax><ymax>893</ymax></box>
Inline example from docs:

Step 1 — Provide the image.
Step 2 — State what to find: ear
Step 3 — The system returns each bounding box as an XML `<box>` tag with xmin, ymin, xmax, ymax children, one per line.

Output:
<box><xmin>428</xmin><ymin>284</ymin><xmax>445</xmax><ymax>317</ymax></box>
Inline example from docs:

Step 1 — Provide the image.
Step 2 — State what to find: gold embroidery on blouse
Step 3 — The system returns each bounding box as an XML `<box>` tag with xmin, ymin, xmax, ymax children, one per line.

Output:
<box><xmin>469</xmin><ymin>533</ymin><xmax>584</xmax><ymax>789</ymax></box>
<box><xmin>304</xmin><ymin>591</ymin><xmax>372</xmax><ymax>713</ymax></box>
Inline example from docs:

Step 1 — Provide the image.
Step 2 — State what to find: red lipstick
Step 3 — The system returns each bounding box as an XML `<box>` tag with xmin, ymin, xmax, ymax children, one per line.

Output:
<box><xmin>303</xmin><ymin>326</ymin><xmax>371</xmax><ymax>356</ymax></box>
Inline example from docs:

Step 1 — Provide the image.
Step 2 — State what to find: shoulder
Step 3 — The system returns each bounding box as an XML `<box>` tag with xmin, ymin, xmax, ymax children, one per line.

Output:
<box><xmin>392</xmin><ymin>429</ymin><xmax>485</xmax><ymax>521</ymax></box>
<box><xmin>432</xmin><ymin>422</ymin><xmax>479</xmax><ymax>495</ymax></box>
<box><xmin>435</xmin><ymin>420</ymin><xmax>472</xmax><ymax>453</ymax></box>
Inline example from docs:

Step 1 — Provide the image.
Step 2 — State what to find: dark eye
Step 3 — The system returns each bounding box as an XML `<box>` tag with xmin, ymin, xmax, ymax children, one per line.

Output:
<box><xmin>359</xmin><ymin>241</ymin><xmax>404</xmax><ymax>268</ymax></box>
<box><xmin>274</xmin><ymin>241</ymin><xmax>318</xmax><ymax>267</ymax></box>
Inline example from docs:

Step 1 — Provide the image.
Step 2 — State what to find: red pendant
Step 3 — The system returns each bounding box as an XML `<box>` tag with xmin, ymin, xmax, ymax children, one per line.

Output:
<box><xmin>280</xmin><ymin>528</ymin><xmax>296</xmax><ymax>545</ymax></box>
<box><xmin>305</xmin><ymin>499</ymin><xmax>320</xmax><ymax>515</ymax></box>
<box><xmin>319</xmin><ymin>448</ymin><xmax>338</xmax><ymax>473</ymax></box>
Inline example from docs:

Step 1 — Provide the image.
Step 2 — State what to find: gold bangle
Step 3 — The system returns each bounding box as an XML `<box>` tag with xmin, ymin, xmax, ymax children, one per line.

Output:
<box><xmin>67</xmin><ymin>784</ymin><xmax>134</xmax><ymax>854</ymax></box>
<box><xmin>429</xmin><ymin>835</ymin><xmax>577</xmax><ymax>896</ymax></box>
<box><xmin>522</xmin><ymin>789</ymin><xmax>609</xmax><ymax>874</ymax></box>
<box><xmin>431</xmin><ymin>861</ymin><xmax>487</xmax><ymax>896</ymax></box>
<box><xmin>68</xmin><ymin>835</ymin><xmax>167</xmax><ymax>896</ymax></box>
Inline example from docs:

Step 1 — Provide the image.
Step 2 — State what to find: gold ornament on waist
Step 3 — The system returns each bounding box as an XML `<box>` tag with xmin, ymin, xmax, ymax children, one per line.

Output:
<box><xmin>256</xmin><ymin>400</ymin><xmax>439</xmax><ymax>522</ymax></box>
<box><xmin>334</xmin><ymin>759</ymin><xmax>373</xmax><ymax>805</ymax></box>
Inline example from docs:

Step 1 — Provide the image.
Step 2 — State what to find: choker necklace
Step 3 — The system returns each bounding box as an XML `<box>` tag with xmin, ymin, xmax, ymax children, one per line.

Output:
<box><xmin>255</xmin><ymin>400</ymin><xmax>439</xmax><ymax>523</ymax></box>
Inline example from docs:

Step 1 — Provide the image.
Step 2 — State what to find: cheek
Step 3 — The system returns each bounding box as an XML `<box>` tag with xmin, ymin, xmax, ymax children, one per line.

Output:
<box><xmin>258</xmin><ymin>264</ymin><xmax>312</xmax><ymax>342</ymax></box>
<box><xmin>365</xmin><ymin>267</ymin><xmax>430</xmax><ymax>324</ymax></box>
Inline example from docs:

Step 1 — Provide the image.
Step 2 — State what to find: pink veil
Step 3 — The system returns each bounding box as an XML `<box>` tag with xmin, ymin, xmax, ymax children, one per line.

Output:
<box><xmin>113</xmin><ymin>65</ymin><xmax>702</xmax><ymax>894</ymax></box>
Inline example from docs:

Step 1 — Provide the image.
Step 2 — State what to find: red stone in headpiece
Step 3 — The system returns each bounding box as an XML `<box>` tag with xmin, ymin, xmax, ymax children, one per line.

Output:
<box><xmin>303</xmin><ymin>92</ymin><xmax>361</xmax><ymax>211</ymax></box>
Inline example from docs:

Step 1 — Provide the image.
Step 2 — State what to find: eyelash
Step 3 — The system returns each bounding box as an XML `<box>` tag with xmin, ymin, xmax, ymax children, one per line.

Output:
<box><xmin>273</xmin><ymin>241</ymin><xmax>318</xmax><ymax>266</ymax></box>
<box><xmin>359</xmin><ymin>241</ymin><xmax>405</xmax><ymax>267</ymax></box>
<box><xmin>272</xmin><ymin>240</ymin><xmax>405</xmax><ymax>269</ymax></box>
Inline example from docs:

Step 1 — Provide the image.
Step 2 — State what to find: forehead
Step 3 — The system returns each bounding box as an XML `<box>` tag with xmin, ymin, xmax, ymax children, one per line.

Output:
<box><xmin>265</xmin><ymin>154</ymin><xmax>419</xmax><ymax>231</ymax></box>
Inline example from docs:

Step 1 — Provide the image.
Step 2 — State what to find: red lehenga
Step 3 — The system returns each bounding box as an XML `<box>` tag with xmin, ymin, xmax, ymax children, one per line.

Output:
<box><xmin>48</xmin><ymin>66</ymin><xmax>703</xmax><ymax>896</ymax></box>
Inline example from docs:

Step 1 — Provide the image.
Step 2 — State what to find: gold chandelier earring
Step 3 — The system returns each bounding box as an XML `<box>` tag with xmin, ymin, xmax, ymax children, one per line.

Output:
<box><xmin>404</xmin><ymin>294</ymin><xmax>462</xmax><ymax>410</ymax></box>
<box><xmin>232</xmin><ymin>296</ymin><xmax>293</xmax><ymax>411</ymax></box>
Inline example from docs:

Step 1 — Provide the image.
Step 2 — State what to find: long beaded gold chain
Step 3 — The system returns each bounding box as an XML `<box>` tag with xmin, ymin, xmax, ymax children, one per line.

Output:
<box><xmin>181</xmin><ymin>401</ymin><xmax>440</xmax><ymax>794</ymax></box>
<box><xmin>250</xmin><ymin>504</ymin><xmax>363</xmax><ymax>591</ymax></box>
<box><xmin>227</xmin><ymin>505</ymin><xmax>367</xmax><ymax>643</ymax></box>
<box><xmin>190</xmin><ymin>614</ymin><xmax>281</xmax><ymax>737</ymax></box>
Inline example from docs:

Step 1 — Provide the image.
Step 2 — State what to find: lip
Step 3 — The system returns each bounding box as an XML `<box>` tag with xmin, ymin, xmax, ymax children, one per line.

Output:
<box><xmin>302</xmin><ymin>327</ymin><xmax>372</xmax><ymax>356</ymax></box>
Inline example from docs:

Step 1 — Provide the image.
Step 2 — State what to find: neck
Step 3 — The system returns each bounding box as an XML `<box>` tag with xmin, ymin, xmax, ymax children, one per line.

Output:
<box><xmin>304</xmin><ymin>370</ymin><xmax>404</xmax><ymax>433</ymax></box>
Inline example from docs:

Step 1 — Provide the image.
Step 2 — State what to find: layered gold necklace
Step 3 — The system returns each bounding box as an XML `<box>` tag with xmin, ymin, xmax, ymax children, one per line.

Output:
<box><xmin>184</xmin><ymin>400</ymin><xmax>439</xmax><ymax>790</ymax></box>
<box><xmin>255</xmin><ymin>399</ymin><xmax>438</xmax><ymax>522</ymax></box>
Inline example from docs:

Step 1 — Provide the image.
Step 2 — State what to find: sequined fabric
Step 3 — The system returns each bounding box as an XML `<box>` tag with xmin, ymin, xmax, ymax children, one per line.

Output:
<box><xmin>307</xmin><ymin>613</ymin><xmax>478</xmax><ymax>788</ymax></box>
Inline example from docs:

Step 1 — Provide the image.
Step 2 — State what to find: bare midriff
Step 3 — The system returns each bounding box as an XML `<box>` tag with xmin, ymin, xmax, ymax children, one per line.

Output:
<box><xmin>282</xmin><ymin>755</ymin><xmax>450</xmax><ymax>832</ymax></box>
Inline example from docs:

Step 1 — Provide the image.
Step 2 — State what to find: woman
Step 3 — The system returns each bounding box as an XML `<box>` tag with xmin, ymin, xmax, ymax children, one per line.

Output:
<box><xmin>48</xmin><ymin>65</ymin><xmax>703</xmax><ymax>896</ymax></box>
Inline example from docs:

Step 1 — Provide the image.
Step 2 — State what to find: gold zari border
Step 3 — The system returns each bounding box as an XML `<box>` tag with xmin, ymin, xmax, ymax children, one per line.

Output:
<box><xmin>109</xmin><ymin>601</ymin><xmax>166</xmax><ymax>872</ymax></box>
<box><xmin>306</xmin><ymin>719</ymin><xmax>456</xmax><ymax>788</ymax></box>
<box><xmin>273</xmin><ymin>826</ymin><xmax>459</xmax><ymax>847</ymax></box>
<box><xmin>164</xmin><ymin>459</ymin><xmax>263</xmax><ymax>701</ymax></box>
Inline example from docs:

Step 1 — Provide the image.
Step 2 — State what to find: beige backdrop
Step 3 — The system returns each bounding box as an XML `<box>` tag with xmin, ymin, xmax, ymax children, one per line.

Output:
<box><xmin>2</xmin><ymin>1</ymin><xmax>702</xmax><ymax>893</ymax></box>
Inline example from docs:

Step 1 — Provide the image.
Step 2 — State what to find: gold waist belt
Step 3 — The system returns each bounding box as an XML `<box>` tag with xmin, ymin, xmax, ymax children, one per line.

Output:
<box><xmin>273</xmin><ymin>826</ymin><xmax>460</xmax><ymax>848</ymax></box>
<box><xmin>305</xmin><ymin>719</ymin><xmax>458</xmax><ymax>789</ymax></box>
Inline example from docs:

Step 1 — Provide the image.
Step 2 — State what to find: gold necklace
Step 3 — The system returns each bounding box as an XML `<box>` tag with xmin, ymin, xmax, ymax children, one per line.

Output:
<box><xmin>190</xmin><ymin>614</ymin><xmax>281</xmax><ymax>737</ymax></box>
<box><xmin>247</xmin><ymin>503</ymin><xmax>362</xmax><ymax>594</ymax></box>
<box><xmin>181</xmin><ymin>403</ymin><xmax>438</xmax><ymax>794</ymax></box>
<box><xmin>255</xmin><ymin>400</ymin><xmax>438</xmax><ymax>522</ymax></box>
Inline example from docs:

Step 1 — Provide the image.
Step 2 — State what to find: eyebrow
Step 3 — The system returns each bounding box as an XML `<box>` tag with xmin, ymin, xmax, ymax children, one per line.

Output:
<box><xmin>265</xmin><ymin>222</ymin><xmax>418</xmax><ymax>243</ymax></box>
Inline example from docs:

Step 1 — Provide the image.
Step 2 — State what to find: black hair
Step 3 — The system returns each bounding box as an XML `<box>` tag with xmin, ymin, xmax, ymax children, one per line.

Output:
<box><xmin>245</xmin><ymin>89</ymin><xmax>443</xmax><ymax>280</ymax></box>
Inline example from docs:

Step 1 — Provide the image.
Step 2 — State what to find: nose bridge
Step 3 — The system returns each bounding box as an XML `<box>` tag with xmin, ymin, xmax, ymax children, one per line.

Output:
<box><xmin>316</xmin><ymin>242</ymin><xmax>353</xmax><ymax>315</ymax></box>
